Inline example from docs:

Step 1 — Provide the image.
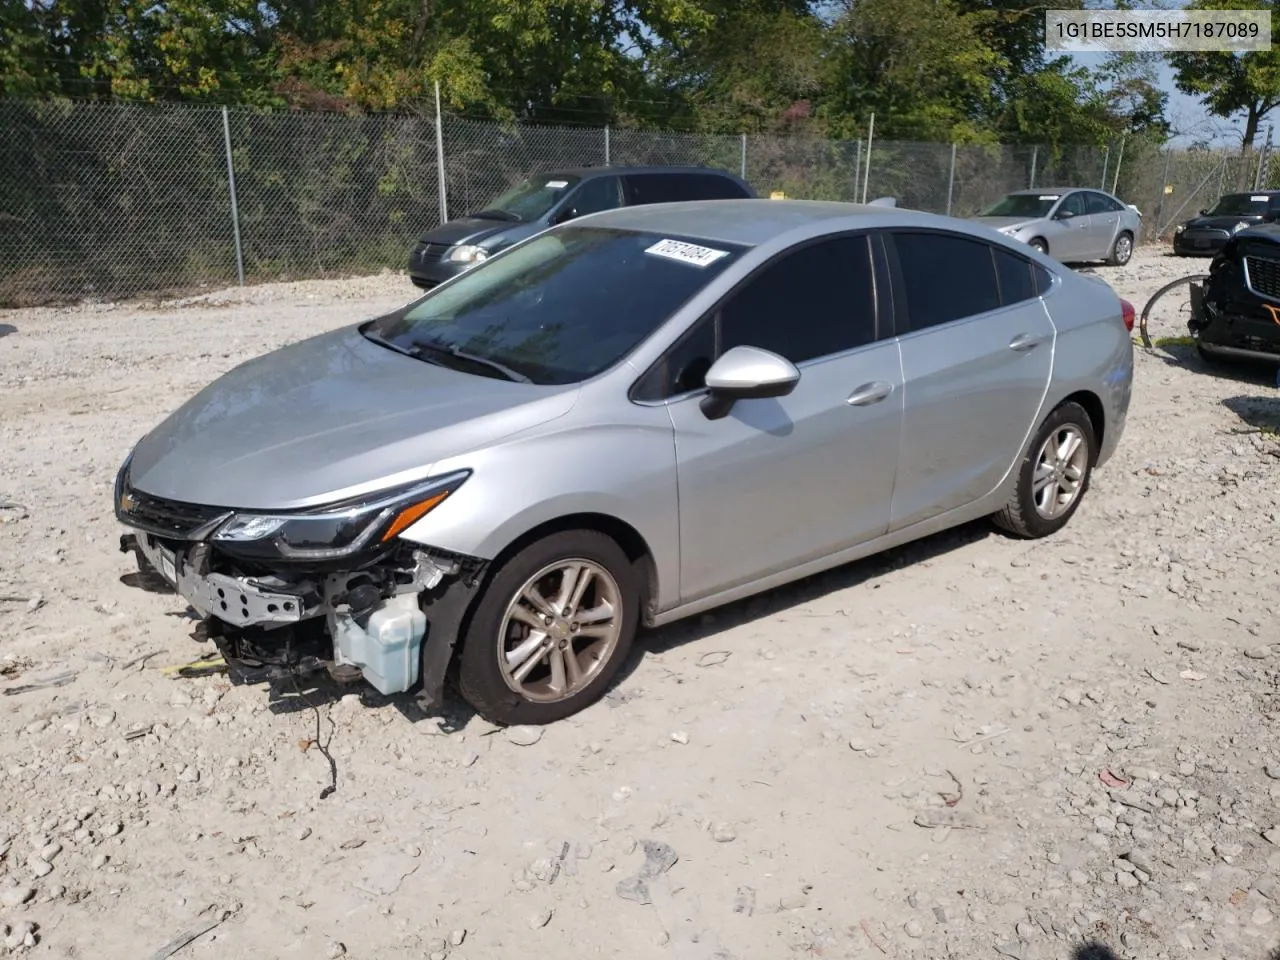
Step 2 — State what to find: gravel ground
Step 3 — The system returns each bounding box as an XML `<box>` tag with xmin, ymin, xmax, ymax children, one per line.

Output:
<box><xmin>1</xmin><ymin>249</ymin><xmax>1279</xmax><ymax>960</ymax></box>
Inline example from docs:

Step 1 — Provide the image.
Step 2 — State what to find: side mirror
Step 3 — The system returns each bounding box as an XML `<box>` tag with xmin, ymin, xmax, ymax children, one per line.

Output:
<box><xmin>1199</xmin><ymin>208</ymin><xmax>1209</xmax><ymax>216</ymax></box>
<box><xmin>552</xmin><ymin>207</ymin><xmax>578</xmax><ymax>225</ymax></box>
<box><xmin>1055</xmin><ymin>209</ymin><xmax>1074</xmax><ymax>220</ymax></box>
<box><xmin>699</xmin><ymin>345</ymin><xmax>800</xmax><ymax>421</ymax></box>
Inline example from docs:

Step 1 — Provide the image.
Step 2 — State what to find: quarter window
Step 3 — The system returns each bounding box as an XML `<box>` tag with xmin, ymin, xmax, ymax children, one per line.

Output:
<box><xmin>891</xmin><ymin>231</ymin><xmax>1001</xmax><ymax>331</ymax></box>
<box><xmin>993</xmin><ymin>247</ymin><xmax>1037</xmax><ymax>305</ymax></box>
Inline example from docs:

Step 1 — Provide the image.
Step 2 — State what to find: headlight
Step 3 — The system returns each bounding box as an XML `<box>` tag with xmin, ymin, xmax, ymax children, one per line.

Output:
<box><xmin>212</xmin><ymin>470</ymin><xmax>470</xmax><ymax>561</ymax></box>
<box><xmin>1233</xmin><ymin>221</ymin><xmax>1250</xmax><ymax>233</ymax></box>
<box><xmin>448</xmin><ymin>244</ymin><xmax>489</xmax><ymax>264</ymax></box>
<box><xmin>1175</xmin><ymin>224</ymin><xmax>1186</xmax><ymax>234</ymax></box>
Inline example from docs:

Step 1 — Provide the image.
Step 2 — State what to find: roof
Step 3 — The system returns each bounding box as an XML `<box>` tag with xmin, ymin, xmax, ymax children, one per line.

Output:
<box><xmin>1006</xmin><ymin>186</ymin><xmax>1102</xmax><ymax>195</ymax></box>
<box><xmin>578</xmin><ymin>198</ymin><xmax>935</xmax><ymax>246</ymax></box>
<box><xmin>532</xmin><ymin>165</ymin><xmax>741</xmax><ymax>180</ymax></box>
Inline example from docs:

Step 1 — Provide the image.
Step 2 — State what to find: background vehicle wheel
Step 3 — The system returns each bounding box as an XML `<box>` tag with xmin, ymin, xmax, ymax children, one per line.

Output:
<box><xmin>456</xmin><ymin>529</ymin><xmax>639</xmax><ymax>726</ymax></box>
<box><xmin>993</xmin><ymin>401</ymin><xmax>1097</xmax><ymax>539</ymax></box>
<box><xmin>1029</xmin><ymin>238</ymin><xmax>1048</xmax><ymax>255</ymax></box>
<box><xmin>1108</xmin><ymin>231</ymin><xmax>1134</xmax><ymax>266</ymax></box>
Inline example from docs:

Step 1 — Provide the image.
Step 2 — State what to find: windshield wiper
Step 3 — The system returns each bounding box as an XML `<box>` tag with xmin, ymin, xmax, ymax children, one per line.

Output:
<box><xmin>362</xmin><ymin>326</ymin><xmax>421</xmax><ymax>360</ymax></box>
<box><xmin>408</xmin><ymin>340</ymin><xmax>533</xmax><ymax>383</ymax></box>
<box><xmin>469</xmin><ymin>208</ymin><xmax>522</xmax><ymax>222</ymax></box>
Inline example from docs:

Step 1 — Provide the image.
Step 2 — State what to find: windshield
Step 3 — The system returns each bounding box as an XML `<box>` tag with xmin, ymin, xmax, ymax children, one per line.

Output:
<box><xmin>1207</xmin><ymin>193</ymin><xmax>1272</xmax><ymax>216</ymax></box>
<box><xmin>980</xmin><ymin>193</ymin><xmax>1060</xmax><ymax>218</ymax></box>
<box><xmin>475</xmin><ymin>175</ymin><xmax>581</xmax><ymax>221</ymax></box>
<box><xmin>362</xmin><ymin>227</ymin><xmax>746</xmax><ymax>385</ymax></box>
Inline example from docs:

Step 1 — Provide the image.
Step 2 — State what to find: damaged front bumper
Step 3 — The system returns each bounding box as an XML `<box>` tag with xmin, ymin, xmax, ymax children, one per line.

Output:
<box><xmin>1189</xmin><ymin>249</ymin><xmax>1280</xmax><ymax>362</ymax></box>
<box><xmin>119</xmin><ymin>528</ymin><xmax>485</xmax><ymax>711</ymax></box>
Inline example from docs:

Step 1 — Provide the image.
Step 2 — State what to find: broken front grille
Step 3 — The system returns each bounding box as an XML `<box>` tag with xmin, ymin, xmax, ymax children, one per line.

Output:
<box><xmin>118</xmin><ymin>483</ymin><xmax>231</xmax><ymax>540</ymax></box>
<box><xmin>1245</xmin><ymin>255</ymin><xmax>1280</xmax><ymax>300</ymax></box>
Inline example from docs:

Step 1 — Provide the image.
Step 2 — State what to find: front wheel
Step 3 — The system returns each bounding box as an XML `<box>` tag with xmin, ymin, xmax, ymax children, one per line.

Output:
<box><xmin>456</xmin><ymin>530</ymin><xmax>640</xmax><ymax>726</ymax></box>
<box><xmin>993</xmin><ymin>401</ymin><xmax>1098</xmax><ymax>539</ymax></box>
<box><xmin>1029</xmin><ymin>238</ymin><xmax>1048</xmax><ymax>255</ymax></box>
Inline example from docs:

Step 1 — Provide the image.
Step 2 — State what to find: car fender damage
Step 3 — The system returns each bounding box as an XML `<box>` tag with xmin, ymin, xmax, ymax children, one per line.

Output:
<box><xmin>119</xmin><ymin>531</ymin><xmax>486</xmax><ymax>712</ymax></box>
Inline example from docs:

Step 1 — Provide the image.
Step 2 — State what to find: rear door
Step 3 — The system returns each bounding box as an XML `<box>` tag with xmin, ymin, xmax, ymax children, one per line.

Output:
<box><xmin>556</xmin><ymin>175</ymin><xmax>623</xmax><ymax>222</ymax></box>
<box><xmin>884</xmin><ymin>229</ymin><xmax>1055</xmax><ymax>531</ymax></box>
<box><xmin>1084</xmin><ymin>191</ymin><xmax>1121</xmax><ymax>258</ymax></box>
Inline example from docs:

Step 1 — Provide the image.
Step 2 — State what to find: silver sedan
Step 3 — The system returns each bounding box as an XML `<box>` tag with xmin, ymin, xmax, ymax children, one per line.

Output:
<box><xmin>973</xmin><ymin>187</ymin><xmax>1143</xmax><ymax>265</ymax></box>
<box><xmin>114</xmin><ymin>200</ymin><xmax>1135</xmax><ymax>726</ymax></box>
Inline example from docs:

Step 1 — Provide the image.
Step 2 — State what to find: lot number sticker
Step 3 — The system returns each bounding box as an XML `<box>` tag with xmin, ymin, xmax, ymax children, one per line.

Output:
<box><xmin>644</xmin><ymin>238</ymin><xmax>730</xmax><ymax>267</ymax></box>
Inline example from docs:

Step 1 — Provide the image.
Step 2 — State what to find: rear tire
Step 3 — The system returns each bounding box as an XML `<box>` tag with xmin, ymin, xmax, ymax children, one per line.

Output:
<box><xmin>456</xmin><ymin>530</ymin><xmax>639</xmax><ymax>726</ymax></box>
<box><xmin>1108</xmin><ymin>231</ymin><xmax>1134</xmax><ymax>266</ymax></box>
<box><xmin>993</xmin><ymin>401</ymin><xmax>1098</xmax><ymax>539</ymax></box>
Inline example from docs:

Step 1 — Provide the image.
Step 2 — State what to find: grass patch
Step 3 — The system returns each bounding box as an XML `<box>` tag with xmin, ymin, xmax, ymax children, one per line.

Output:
<box><xmin>1153</xmin><ymin>335</ymin><xmax>1194</xmax><ymax>347</ymax></box>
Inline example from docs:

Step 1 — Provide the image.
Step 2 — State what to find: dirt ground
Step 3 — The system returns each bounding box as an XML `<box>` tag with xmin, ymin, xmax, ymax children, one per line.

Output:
<box><xmin>1</xmin><ymin>247</ymin><xmax>1279</xmax><ymax>960</ymax></box>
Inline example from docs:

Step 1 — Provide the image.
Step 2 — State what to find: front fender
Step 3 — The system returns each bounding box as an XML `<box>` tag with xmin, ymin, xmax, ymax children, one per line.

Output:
<box><xmin>395</xmin><ymin>418</ymin><xmax>680</xmax><ymax>610</ymax></box>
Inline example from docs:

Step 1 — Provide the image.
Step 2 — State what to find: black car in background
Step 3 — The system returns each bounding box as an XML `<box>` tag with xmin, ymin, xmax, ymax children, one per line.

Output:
<box><xmin>406</xmin><ymin>166</ymin><xmax>757</xmax><ymax>290</ymax></box>
<box><xmin>1174</xmin><ymin>190</ymin><xmax>1280</xmax><ymax>256</ymax></box>
<box><xmin>1189</xmin><ymin>223</ymin><xmax>1280</xmax><ymax>365</ymax></box>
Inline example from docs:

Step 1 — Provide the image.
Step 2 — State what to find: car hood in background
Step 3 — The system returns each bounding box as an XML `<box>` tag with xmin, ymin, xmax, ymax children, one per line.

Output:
<box><xmin>1182</xmin><ymin>214</ymin><xmax>1267</xmax><ymax>231</ymax></box>
<box><xmin>417</xmin><ymin>217</ymin><xmax>514</xmax><ymax>247</ymax></box>
<box><xmin>126</xmin><ymin>327</ymin><xmax>577</xmax><ymax>511</ymax></box>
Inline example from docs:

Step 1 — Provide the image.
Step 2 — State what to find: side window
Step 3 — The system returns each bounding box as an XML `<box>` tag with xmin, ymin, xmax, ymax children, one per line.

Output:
<box><xmin>624</xmin><ymin>174</ymin><xmax>677</xmax><ymax>206</ymax></box>
<box><xmin>1061</xmin><ymin>192</ymin><xmax>1088</xmax><ymax>217</ymax></box>
<box><xmin>1031</xmin><ymin>262</ymin><xmax>1054</xmax><ymax>296</ymax></box>
<box><xmin>891</xmin><ymin>231</ymin><xmax>1001</xmax><ymax>332</ymax></box>
<box><xmin>637</xmin><ymin>235</ymin><xmax>878</xmax><ymax>399</ymax></box>
<box><xmin>993</xmin><ymin>247</ymin><xmax>1037</xmax><ymax>305</ymax></box>
<box><xmin>1085</xmin><ymin>192</ymin><xmax>1115</xmax><ymax>215</ymax></box>
<box><xmin>563</xmin><ymin>176</ymin><xmax>621</xmax><ymax>219</ymax></box>
<box><xmin>674</xmin><ymin>174</ymin><xmax>748</xmax><ymax>201</ymax></box>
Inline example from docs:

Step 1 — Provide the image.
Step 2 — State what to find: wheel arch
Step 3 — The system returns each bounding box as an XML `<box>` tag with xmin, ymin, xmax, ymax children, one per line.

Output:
<box><xmin>1054</xmin><ymin>389</ymin><xmax>1105</xmax><ymax>463</ymax></box>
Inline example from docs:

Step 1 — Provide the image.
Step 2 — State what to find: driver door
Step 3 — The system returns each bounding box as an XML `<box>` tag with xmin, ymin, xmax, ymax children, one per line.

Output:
<box><xmin>652</xmin><ymin>234</ymin><xmax>904</xmax><ymax>604</ymax></box>
<box><xmin>1050</xmin><ymin>191</ymin><xmax>1092</xmax><ymax>261</ymax></box>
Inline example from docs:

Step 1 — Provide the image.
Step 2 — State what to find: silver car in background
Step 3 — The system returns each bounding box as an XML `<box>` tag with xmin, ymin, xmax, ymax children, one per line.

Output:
<box><xmin>974</xmin><ymin>187</ymin><xmax>1142</xmax><ymax>266</ymax></box>
<box><xmin>114</xmin><ymin>200</ymin><xmax>1134</xmax><ymax>726</ymax></box>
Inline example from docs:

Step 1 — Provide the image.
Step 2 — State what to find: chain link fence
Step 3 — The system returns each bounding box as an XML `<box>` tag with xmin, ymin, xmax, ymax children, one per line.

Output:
<box><xmin>0</xmin><ymin>98</ymin><xmax>1269</xmax><ymax>307</ymax></box>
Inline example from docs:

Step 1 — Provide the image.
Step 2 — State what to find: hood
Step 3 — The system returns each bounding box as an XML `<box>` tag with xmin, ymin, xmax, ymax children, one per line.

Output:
<box><xmin>973</xmin><ymin>216</ymin><xmax>1040</xmax><ymax>231</ymax></box>
<box><xmin>418</xmin><ymin>216</ymin><xmax>516</xmax><ymax>246</ymax></box>
<box><xmin>127</xmin><ymin>327</ymin><xmax>578</xmax><ymax>510</ymax></box>
<box><xmin>1184</xmin><ymin>214</ymin><xmax>1267</xmax><ymax>231</ymax></box>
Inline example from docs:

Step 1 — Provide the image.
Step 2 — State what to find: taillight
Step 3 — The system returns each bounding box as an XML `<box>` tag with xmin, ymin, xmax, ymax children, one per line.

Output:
<box><xmin>1120</xmin><ymin>298</ymin><xmax>1135</xmax><ymax>332</ymax></box>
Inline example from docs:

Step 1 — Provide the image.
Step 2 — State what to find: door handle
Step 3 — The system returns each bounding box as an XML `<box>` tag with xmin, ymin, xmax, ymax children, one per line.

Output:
<box><xmin>1009</xmin><ymin>334</ymin><xmax>1040</xmax><ymax>352</ymax></box>
<box><xmin>847</xmin><ymin>381</ymin><xmax>893</xmax><ymax>406</ymax></box>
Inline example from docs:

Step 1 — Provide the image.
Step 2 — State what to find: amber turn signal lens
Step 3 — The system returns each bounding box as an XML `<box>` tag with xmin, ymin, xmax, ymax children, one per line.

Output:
<box><xmin>381</xmin><ymin>492</ymin><xmax>449</xmax><ymax>542</ymax></box>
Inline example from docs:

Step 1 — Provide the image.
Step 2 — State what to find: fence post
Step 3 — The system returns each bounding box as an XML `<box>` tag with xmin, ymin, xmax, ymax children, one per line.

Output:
<box><xmin>1154</xmin><ymin>149</ymin><xmax>1172</xmax><ymax>233</ymax></box>
<box><xmin>861</xmin><ymin>112</ymin><xmax>875</xmax><ymax>204</ymax></box>
<box><xmin>434</xmin><ymin>80</ymin><xmax>449</xmax><ymax>224</ymax></box>
<box><xmin>1099</xmin><ymin>144</ymin><xmax>1110</xmax><ymax>190</ymax></box>
<box><xmin>1029</xmin><ymin>146</ymin><xmax>1038</xmax><ymax>189</ymax></box>
<box><xmin>853</xmin><ymin>139</ymin><xmax>863</xmax><ymax>202</ymax></box>
<box><xmin>740</xmin><ymin>134</ymin><xmax>747</xmax><ymax>180</ymax></box>
<box><xmin>946</xmin><ymin>143</ymin><xmax>957</xmax><ymax>216</ymax></box>
<box><xmin>604</xmin><ymin>125</ymin><xmax>611</xmax><ymax>166</ymax></box>
<box><xmin>220</xmin><ymin>106</ymin><xmax>245</xmax><ymax>287</ymax></box>
<box><xmin>1111</xmin><ymin>134</ymin><xmax>1126</xmax><ymax>194</ymax></box>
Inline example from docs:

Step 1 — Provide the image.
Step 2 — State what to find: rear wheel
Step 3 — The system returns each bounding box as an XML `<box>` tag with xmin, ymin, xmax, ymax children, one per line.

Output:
<box><xmin>456</xmin><ymin>530</ymin><xmax>639</xmax><ymax>726</ymax></box>
<box><xmin>993</xmin><ymin>401</ymin><xmax>1097</xmax><ymax>539</ymax></box>
<box><xmin>1108</xmin><ymin>231</ymin><xmax>1134</xmax><ymax>266</ymax></box>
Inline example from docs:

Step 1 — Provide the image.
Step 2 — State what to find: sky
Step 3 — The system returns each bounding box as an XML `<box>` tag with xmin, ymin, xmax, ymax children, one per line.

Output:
<box><xmin>1070</xmin><ymin>51</ymin><xmax>1225</xmax><ymax>148</ymax></box>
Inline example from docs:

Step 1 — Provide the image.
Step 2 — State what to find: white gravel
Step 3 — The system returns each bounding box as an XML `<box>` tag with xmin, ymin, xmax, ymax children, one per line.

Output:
<box><xmin>1</xmin><ymin>251</ymin><xmax>1279</xmax><ymax>959</ymax></box>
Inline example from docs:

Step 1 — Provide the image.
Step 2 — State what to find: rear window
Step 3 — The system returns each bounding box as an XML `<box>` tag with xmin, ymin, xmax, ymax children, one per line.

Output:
<box><xmin>364</xmin><ymin>227</ymin><xmax>747</xmax><ymax>385</ymax></box>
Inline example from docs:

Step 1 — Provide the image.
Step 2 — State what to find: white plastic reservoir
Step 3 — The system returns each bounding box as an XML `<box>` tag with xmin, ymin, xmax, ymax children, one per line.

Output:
<box><xmin>330</xmin><ymin>593</ymin><xmax>427</xmax><ymax>695</ymax></box>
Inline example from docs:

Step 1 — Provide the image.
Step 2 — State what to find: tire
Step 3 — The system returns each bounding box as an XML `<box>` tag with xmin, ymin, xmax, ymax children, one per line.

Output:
<box><xmin>456</xmin><ymin>529</ymin><xmax>640</xmax><ymax>726</ymax></box>
<box><xmin>1107</xmin><ymin>231</ymin><xmax>1134</xmax><ymax>266</ymax></box>
<box><xmin>1029</xmin><ymin>238</ymin><xmax>1048</xmax><ymax>255</ymax></box>
<box><xmin>993</xmin><ymin>401</ymin><xmax>1098</xmax><ymax>539</ymax></box>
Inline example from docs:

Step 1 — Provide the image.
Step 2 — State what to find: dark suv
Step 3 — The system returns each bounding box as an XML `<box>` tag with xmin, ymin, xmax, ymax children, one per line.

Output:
<box><xmin>1189</xmin><ymin>224</ymin><xmax>1280</xmax><ymax>364</ymax></box>
<box><xmin>406</xmin><ymin>166</ymin><xmax>756</xmax><ymax>289</ymax></box>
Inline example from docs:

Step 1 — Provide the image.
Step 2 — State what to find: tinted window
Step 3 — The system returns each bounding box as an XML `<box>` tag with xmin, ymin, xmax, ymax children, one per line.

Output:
<box><xmin>994</xmin><ymin>247</ymin><xmax>1037</xmax><ymax>305</ymax></box>
<box><xmin>1084</xmin><ymin>192</ymin><xmax>1114</xmax><ymax>215</ymax></box>
<box><xmin>980</xmin><ymin>193</ymin><xmax>1059</xmax><ymax>218</ymax></box>
<box><xmin>625</xmin><ymin>173</ymin><xmax>745</xmax><ymax>205</ymax></box>
<box><xmin>638</xmin><ymin>235</ymin><xmax>876</xmax><ymax>399</ymax></box>
<box><xmin>677</xmin><ymin>174</ymin><xmax>749</xmax><ymax>200</ymax></box>
<box><xmin>1061</xmin><ymin>192</ymin><xmax>1088</xmax><ymax>217</ymax></box>
<box><xmin>1032</xmin><ymin>263</ymin><xmax>1054</xmax><ymax>296</ymax></box>
<box><xmin>365</xmin><ymin>227</ymin><xmax>745</xmax><ymax>386</ymax></box>
<box><xmin>892</xmin><ymin>231</ymin><xmax>1001</xmax><ymax>331</ymax></box>
<box><xmin>564</xmin><ymin>176</ymin><xmax>621</xmax><ymax>219</ymax></box>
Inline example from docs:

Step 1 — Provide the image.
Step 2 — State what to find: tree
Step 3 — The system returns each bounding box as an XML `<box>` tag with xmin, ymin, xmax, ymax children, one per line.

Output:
<box><xmin>1171</xmin><ymin>0</ymin><xmax>1280</xmax><ymax>151</ymax></box>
